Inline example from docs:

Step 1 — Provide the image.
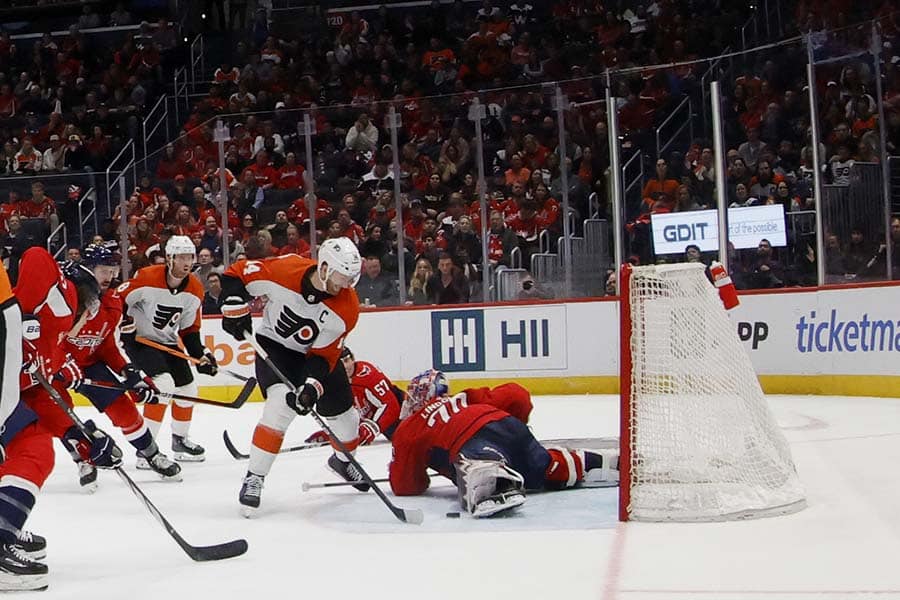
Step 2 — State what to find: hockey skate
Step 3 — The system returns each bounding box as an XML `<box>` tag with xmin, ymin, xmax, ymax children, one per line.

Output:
<box><xmin>581</xmin><ymin>449</ymin><xmax>620</xmax><ymax>488</ymax></box>
<box><xmin>327</xmin><ymin>454</ymin><xmax>370</xmax><ymax>492</ymax></box>
<box><xmin>0</xmin><ymin>543</ymin><xmax>48</xmax><ymax>592</ymax></box>
<box><xmin>14</xmin><ymin>531</ymin><xmax>46</xmax><ymax>562</ymax></box>
<box><xmin>238</xmin><ymin>472</ymin><xmax>264</xmax><ymax>518</ymax></box>
<box><xmin>171</xmin><ymin>435</ymin><xmax>206</xmax><ymax>462</ymax></box>
<box><xmin>77</xmin><ymin>461</ymin><xmax>98</xmax><ymax>493</ymax></box>
<box><xmin>140</xmin><ymin>451</ymin><xmax>183</xmax><ymax>481</ymax></box>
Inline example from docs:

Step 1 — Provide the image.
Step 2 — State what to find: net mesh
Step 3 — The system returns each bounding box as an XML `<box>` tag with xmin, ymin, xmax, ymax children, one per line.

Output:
<box><xmin>624</xmin><ymin>263</ymin><xmax>806</xmax><ymax>521</ymax></box>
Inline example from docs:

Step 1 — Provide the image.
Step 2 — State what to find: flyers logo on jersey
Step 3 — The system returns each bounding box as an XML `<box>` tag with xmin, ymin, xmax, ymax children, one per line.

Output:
<box><xmin>152</xmin><ymin>305</ymin><xmax>182</xmax><ymax>330</ymax></box>
<box><xmin>274</xmin><ymin>306</ymin><xmax>320</xmax><ymax>345</ymax></box>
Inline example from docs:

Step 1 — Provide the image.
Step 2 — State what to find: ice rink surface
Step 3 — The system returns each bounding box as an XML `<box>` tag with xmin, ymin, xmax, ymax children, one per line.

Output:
<box><xmin>26</xmin><ymin>393</ymin><xmax>900</xmax><ymax>600</ymax></box>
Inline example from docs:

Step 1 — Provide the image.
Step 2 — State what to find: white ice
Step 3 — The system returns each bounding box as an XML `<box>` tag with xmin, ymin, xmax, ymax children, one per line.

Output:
<box><xmin>26</xmin><ymin>393</ymin><xmax>900</xmax><ymax>600</ymax></box>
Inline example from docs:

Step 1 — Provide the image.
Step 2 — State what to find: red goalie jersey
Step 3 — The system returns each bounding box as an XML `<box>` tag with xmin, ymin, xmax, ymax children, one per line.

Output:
<box><xmin>389</xmin><ymin>382</ymin><xmax>533</xmax><ymax>496</ymax></box>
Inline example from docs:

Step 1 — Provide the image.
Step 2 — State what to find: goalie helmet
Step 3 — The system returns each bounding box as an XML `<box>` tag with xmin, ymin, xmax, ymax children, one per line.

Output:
<box><xmin>401</xmin><ymin>369</ymin><xmax>449</xmax><ymax>420</ymax></box>
<box><xmin>165</xmin><ymin>235</ymin><xmax>196</xmax><ymax>258</ymax></box>
<box><xmin>317</xmin><ymin>237</ymin><xmax>361</xmax><ymax>287</ymax></box>
<box><xmin>62</xmin><ymin>261</ymin><xmax>101</xmax><ymax>320</ymax></box>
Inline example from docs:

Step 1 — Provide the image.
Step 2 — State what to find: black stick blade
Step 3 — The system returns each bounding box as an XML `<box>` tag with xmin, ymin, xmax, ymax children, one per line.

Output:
<box><xmin>223</xmin><ymin>430</ymin><xmax>249</xmax><ymax>459</ymax></box>
<box><xmin>183</xmin><ymin>538</ymin><xmax>249</xmax><ymax>562</ymax></box>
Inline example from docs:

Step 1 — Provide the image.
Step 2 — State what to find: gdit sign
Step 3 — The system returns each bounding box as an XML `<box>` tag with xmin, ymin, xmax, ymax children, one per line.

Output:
<box><xmin>651</xmin><ymin>205</ymin><xmax>787</xmax><ymax>255</ymax></box>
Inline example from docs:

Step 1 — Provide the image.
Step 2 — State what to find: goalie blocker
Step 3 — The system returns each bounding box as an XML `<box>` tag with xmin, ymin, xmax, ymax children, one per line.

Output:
<box><xmin>390</xmin><ymin>370</ymin><xmax>619</xmax><ymax>518</ymax></box>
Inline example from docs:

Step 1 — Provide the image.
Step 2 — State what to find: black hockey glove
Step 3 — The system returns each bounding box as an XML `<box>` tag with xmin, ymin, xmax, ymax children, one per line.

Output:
<box><xmin>221</xmin><ymin>296</ymin><xmax>252</xmax><ymax>341</ymax></box>
<box><xmin>196</xmin><ymin>351</ymin><xmax>218</xmax><ymax>376</ymax></box>
<box><xmin>63</xmin><ymin>420</ymin><xmax>123</xmax><ymax>470</ymax></box>
<box><xmin>122</xmin><ymin>364</ymin><xmax>159</xmax><ymax>404</ymax></box>
<box><xmin>286</xmin><ymin>378</ymin><xmax>323</xmax><ymax>416</ymax></box>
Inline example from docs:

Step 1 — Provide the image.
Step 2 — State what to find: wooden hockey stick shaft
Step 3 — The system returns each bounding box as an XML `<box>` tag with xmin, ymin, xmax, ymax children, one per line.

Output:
<box><xmin>136</xmin><ymin>336</ymin><xmax>252</xmax><ymax>382</ymax></box>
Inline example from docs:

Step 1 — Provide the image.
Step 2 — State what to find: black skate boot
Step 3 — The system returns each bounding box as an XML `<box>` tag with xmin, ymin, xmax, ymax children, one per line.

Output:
<box><xmin>141</xmin><ymin>450</ymin><xmax>183</xmax><ymax>481</ymax></box>
<box><xmin>172</xmin><ymin>435</ymin><xmax>205</xmax><ymax>462</ymax></box>
<box><xmin>238</xmin><ymin>471</ymin><xmax>264</xmax><ymax>518</ymax></box>
<box><xmin>0</xmin><ymin>543</ymin><xmax>48</xmax><ymax>591</ymax></box>
<box><xmin>327</xmin><ymin>454</ymin><xmax>370</xmax><ymax>492</ymax></box>
<box><xmin>14</xmin><ymin>531</ymin><xmax>46</xmax><ymax>562</ymax></box>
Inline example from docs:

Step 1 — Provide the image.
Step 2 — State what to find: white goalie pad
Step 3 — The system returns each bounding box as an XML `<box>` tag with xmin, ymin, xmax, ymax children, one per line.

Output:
<box><xmin>456</xmin><ymin>457</ymin><xmax>526</xmax><ymax>518</ymax></box>
<box><xmin>582</xmin><ymin>449</ymin><xmax>621</xmax><ymax>488</ymax></box>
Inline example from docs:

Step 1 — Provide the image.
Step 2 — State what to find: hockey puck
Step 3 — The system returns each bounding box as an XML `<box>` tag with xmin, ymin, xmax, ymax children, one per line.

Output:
<box><xmin>445</xmin><ymin>511</ymin><xmax>461</xmax><ymax>518</ymax></box>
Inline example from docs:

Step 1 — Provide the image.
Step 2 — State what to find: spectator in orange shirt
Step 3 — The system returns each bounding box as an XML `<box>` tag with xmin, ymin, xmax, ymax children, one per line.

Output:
<box><xmin>641</xmin><ymin>158</ymin><xmax>679</xmax><ymax>209</ymax></box>
<box><xmin>504</xmin><ymin>153</ymin><xmax>531</xmax><ymax>187</ymax></box>
<box><xmin>422</xmin><ymin>37</ymin><xmax>456</xmax><ymax>72</ymax></box>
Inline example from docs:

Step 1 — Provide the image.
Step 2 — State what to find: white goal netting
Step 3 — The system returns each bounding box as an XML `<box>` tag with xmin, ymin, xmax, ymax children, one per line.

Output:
<box><xmin>621</xmin><ymin>263</ymin><xmax>806</xmax><ymax>522</ymax></box>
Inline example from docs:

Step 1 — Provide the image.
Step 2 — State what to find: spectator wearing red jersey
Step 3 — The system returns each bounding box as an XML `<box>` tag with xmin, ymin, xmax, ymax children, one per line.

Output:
<box><xmin>130</xmin><ymin>217</ymin><xmax>159</xmax><ymax>257</ymax></box>
<box><xmin>243</xmin><ymin>151</ymin><xmax>278</xmax><ymax>190</ymax></box>
<box><xmin>336</xmin><ymin>209</ymin><xmax>365</xmax><ymax>245</ymax></box>
<box><xmin>171</xmin><ymin>204</ymin><xmax>199</xmax><ymax>236</ymax></box>
<box><xmin>486</xmin><ymin>210</ymin><xmax>518</xmax><ymax>268</ymax></box>
<box><xmin>286</xmin><ymin>194</ymin><xmax>333</xmax><ymax>225</ymax></box>
<box><xmin>276</xmin><ymin>224</ymin><xmax>310</xmax><ymax>257</ymax></box>
<box><xmin>18</xmin><ymin>182</ymin><xmax>58</xmax><ymax>231</ymax></box>
<box><xmin>276</xmin><ymin>152</ymin><xmax>305</xmax><ymax>190</ymax></box>
<box><xmin>532</xmin><ymin>183</ymin><xmax>560</xmax><ymax>232</ymax></box>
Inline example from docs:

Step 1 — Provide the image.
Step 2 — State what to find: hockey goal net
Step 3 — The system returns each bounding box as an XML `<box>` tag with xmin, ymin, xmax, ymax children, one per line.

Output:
<box><xmin>619</xmin><ymin>262</ymin><xmax>806</xmax><ymax>522</ymax></box>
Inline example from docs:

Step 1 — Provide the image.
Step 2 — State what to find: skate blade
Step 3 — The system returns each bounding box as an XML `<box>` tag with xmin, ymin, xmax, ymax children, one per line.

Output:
<box><xmin>16</xmin><ymin>550</ymin><xmax>46</xmax><ymax>562</ymax></box>
<box><xmin>159</xmin><ymin>472</ymin><xmax>184</xmax><ymax>482</ymax></box>
<box><xmin>239</xmin><ymin>504</ymin><xmax>258</xmax><ymax>519</ymax></box>
<box><xmin>0</xmin><ymin>571</ymin><xmax>49</xmax><ymax>591</ymax></box>
<box><xmin>80</xmin><ymin>481</ymin><xmax>99</xmax><ymax>494</ymax></box>
<box><xmin>173</xmin><ymin>453</ymin><xmax>206</xmax><ymax>463</ymax></box>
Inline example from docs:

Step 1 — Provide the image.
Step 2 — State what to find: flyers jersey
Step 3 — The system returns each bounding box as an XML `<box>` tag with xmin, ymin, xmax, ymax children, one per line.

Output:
<box><xmin>349</xmin><ymin>360</ymin><xmax>403</xmax><ymax>437</ymax></box>
<box><xmin>14</xmin><ymin>247</ymin><xmax>77</xmax><ymax>387</ymax></box>
<box><xmin>63</xmin><ymin>288</ymin><xmax>130</xmax><ymax>371</ymax></box>
<box><xmin>223</xmin><ymin>255</ymin><xmax>359</xmax><ymax>369</ymax></box>
<box><xmin>117</xmin><ymin>264</ymin><xmax>204</xmax><ymax>346</ymax></box>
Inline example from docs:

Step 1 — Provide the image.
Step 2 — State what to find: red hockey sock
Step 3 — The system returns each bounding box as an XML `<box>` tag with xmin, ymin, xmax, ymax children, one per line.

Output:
<box><xmin>544</xmin><ymin>448</ymin><xmax>585</xmax><ymax>489</ymax></box>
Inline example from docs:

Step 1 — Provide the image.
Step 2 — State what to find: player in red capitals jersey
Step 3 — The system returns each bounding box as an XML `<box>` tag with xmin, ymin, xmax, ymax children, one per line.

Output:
<box><xmin>56</xmin><ymin>245</ymin><xmax>181</xmax><ymax>491</ymax></box>
<box><xmin>389</xmin><ymin>370</ymin><xmax>619</xmax><ymax>517</ymax></box>
<box><xmin>117</xmin><ymin>235</ymin><xmax>218</xmax><ymax>464</ymax></box>
<box><xmin>305</xmin><ymin>346</ymin><xmax>405</xmax><ymax>445</ymax></box>
<box><xmin>220</xmin><ymin>237</ymin><xmax>363</xmax><ymax>517</ymax></box>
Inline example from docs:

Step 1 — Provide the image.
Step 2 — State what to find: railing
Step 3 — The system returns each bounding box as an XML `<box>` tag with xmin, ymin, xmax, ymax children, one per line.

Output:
<box><xmin>189</xmin><ymin>34</ymin><xmax>205</xmax><ymax>94</ymax></box>
<box><xmin>48</xmin><ymin>221</ymin><xmax>67</xmax><ymax>261</ymax></box>
<box><xmin>700</xmin><ymin>48</ymin><xmax>732</xmax><ymax>136</ymax></box>
<box><xmin>142</xmin><ymin>95</ymin><xmax>169</xmax><ymax>174</ymax></box>
<box><xmin>655</xmin><ymin>96</ymin><xmax>693</xmax><ymax>160</ymax></box>
<box><xmin>104</xmin><ymin>141</ymin><xmax>136</xmax><ymax>219</ymax></box>
<box><xmin>621</xmin><ymin>149</ymin><xmax>645</xmax><ymax>219</ymax></box>
<box><xmin>78</xmin><ymin>187</ymin><xmax>99</xmax><ymax>248</ymax></box>
<box><xmin>172</xmin><ymin>66</ymin><xmax>189</xmax><ymax>131</ymax></box>
<box><xmin>740</xmin><ymin>13</ymin><xmax>759</xmax><ymax>50</ymax></box>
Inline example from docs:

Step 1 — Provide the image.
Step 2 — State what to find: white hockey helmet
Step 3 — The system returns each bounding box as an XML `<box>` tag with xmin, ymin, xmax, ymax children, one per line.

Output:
<box><xmin>317</xmin><ymin>237</ymin><xmax>361</xmax><ymax>288</ymax></box>
<box><xmin>165</xmin><ymin>235</ymin><xmax>196</xmax><ymax>258</ymax></box>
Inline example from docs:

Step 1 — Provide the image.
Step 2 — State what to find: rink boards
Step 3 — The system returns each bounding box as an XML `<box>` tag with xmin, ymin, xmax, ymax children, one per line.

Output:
<box><xmin>75</xmin><ymin>281</ymin><xmax>900</xmax><ymax>405</ymax></box>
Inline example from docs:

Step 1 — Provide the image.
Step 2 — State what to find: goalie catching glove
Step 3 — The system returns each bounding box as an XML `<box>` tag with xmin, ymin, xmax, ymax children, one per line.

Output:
<box><xmin>286</xmin><ymin>378</ymin><xmax>322</xmax><ymax>416</ymax></box>
<box><xmin>122</xmin><ymin>363</ymin><xmax>158</xmax><ymax>403</ymax></box>
<box><xmin>221</xmin><ymin>296</ymin><xmax>252</xmax><ymax>341</ymax></box>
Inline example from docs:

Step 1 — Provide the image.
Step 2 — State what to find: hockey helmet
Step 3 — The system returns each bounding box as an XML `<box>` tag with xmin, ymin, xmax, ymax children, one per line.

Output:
<box><xmin>317</xmin><ymin>237</ymin><xmax>361</xmax><ymax>288</ymax></box>
<box><xmin>81</xmin><ymin>243</ymin><xmax>119</xmax><ymax>268</ymax></box>
<box><xmin>401</xmin><ymin>369</ymin><xmax>449</xmax><ymax>420</ymax></box>
<box><xmin>62</xmin><ymin>261</ymin><xmax>101</xmax><ymax>320</ymax></box>
<box><xmin>165</xmin><ymin>235</ymin><xmax>196</xmax><ymax>258</ymax></box>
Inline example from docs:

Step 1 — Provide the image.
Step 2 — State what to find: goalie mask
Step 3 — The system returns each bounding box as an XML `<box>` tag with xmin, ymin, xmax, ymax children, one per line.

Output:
<box><xmin>401</xmin><ymin>369</ymin><xmax>449</xmax><ymax>420</ymax></box>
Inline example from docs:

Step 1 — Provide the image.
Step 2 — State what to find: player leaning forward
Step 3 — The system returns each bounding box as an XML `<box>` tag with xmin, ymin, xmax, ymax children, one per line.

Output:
<box><xmin>220</xmin><ymin>238</ymin><xmax>363</xmax><ymax>516</ymax></box>
<box><xmin>117</xmin><ymin>236</ymin><xmax>218</xmax><ymax>463</ymax></box>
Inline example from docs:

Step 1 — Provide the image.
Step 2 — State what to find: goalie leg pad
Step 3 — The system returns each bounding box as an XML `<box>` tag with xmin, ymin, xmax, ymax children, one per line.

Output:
<box><xmin>455</xmin><ymin>456</ymin><xmax>526</xmax><ymax>518</ymax></box>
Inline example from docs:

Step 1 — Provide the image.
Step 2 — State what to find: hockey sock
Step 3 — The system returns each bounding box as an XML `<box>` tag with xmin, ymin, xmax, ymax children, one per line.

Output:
<box><xmin>0</xmin><ymin>477</ymin><xmax>37</xmax><ymax>544</ymax></box>
<box><xmin>170</xmin><ymin>402</ymin><xmax>194</xmax><ymax>438</ymax></box>
<box><xmin>105</xmin><ymin>397</ymin><xmax>154</xmax><ymax>454</ymax></box>
<box><xmin>249</xmin><ymin>424</ymin><xmax>284</xmax><ymax>476</ymax></box>
<box><xmin>143</xmin><ymin>403</ymin><xmax>167</xmax><ymax>439</ymax></box>
<box><xmin>544</xmin><ymin>448</ymin><xmax>585</xmax><ymax>489</ymax></box>
<box><xmin>323</xmin><ymin>407</ymin><xmax>360</xmax><ymax>459</ymax></box>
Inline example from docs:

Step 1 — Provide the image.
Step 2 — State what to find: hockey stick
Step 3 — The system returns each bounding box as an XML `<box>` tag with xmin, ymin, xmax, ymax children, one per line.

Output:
<box><xmin>245</xmin><ymin>335</ymin><xmax>423</xmax><ymax>525</ymax></box>
<box><xmin>135</xmin><ymin>336</ymin><xmax>253</xmax><ymax>382</ymax></box>
<box><xmin>302</xmin><ymin>478</ymin><xmax>388</xmax><ymax>491</ymax></box>
<box><xmin>79</xmin><ymin>379</ymin><xmax>256</xmax><ymax>410</ymax></box>
<box><xmin>32</xmin><ymin>370</ymin><xmax>248</xmax><ymax>561</ymax></box>
<box><xmin>222</xmin><ymin>429</ymin><xmax>328</xmax><ymax>459</ymax></box>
